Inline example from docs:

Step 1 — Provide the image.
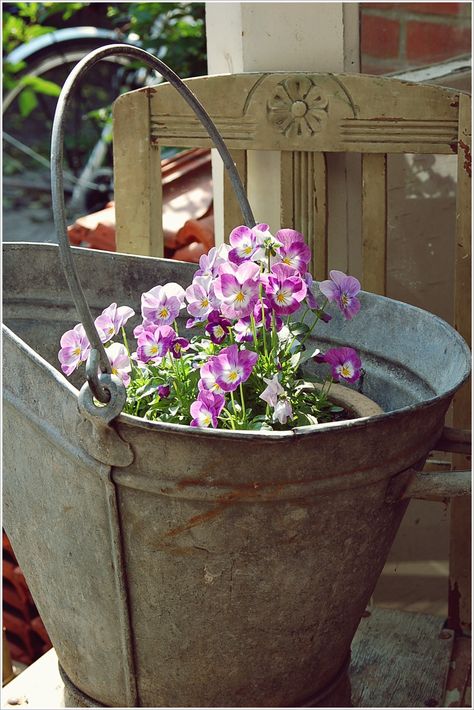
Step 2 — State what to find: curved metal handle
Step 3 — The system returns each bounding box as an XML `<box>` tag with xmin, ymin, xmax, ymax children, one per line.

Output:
<box><xmin>51</xmin><ymin>43</ymin><xmax>256</xmax><ymax>408</ymax></box>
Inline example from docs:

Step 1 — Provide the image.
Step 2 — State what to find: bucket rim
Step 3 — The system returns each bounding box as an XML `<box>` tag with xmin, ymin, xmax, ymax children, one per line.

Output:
<box><xmin>3</xmin><ymin>321</ymin><xmax>469</xmax><ymax>443</ymax></box>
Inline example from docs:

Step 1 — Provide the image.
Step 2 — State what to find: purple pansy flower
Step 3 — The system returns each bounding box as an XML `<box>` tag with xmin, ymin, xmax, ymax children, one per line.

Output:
<box><xmin>205</xmin><ymin>311</ymin><xmax>231</xmax><ymax>345</ymax></box>
<box><xmin>136</xmin><ymin>324</ymin><xmax>176</xmax><ymax>364</ymax></box>
<box><xmin>228</xmin><ymin>225</ymin><xmax>260</xmax><ymax>264</ymax></box>
<box><xmin>58</xmin><ymin>324</ymin><xmax>90</xmax><ymax>376</ymax></box>
<box><xmin>107</xmin><ymin>342</ymin><xmax>131</xmax><ymax>387</ymax></box>
<box><xmin>214</xmin><ymin>261</ymin><xmax>261</xmax><ymax>319</ymax></box>
<box><xmin>195</xmin><ymin>244</ymin><xmax>231</xmax><ymax>279</ymax></box>
<box><xmin>263</xmin><ymin>263</ymin><xmax>307</xmax><ymax>315</ymax></box>
<box><xmin>157</xmin><ymin>384</ymin><xmax>170</xmax><ymax>399</ymax></box>
<box><xmin>198</xmin><ymin>360</ymin><xmax>225</xmax><ymax>395</ymax></box>
<box><xmin>94</xmin><ymin>303</ymin><xmax>135</xmax><ymax>344</ymax></box>
<box><xmin>141</xmin><ymin>282</ymin><xmax>186</xmax><ymax>327</ymax></box>
<box><xmin>234</xmin><ymin>317</ymin><xmax>254</xmax><ymax>343</ymax></box>
<box><xmin>170</xmin><ymin>336</ymin><xmax>190</xmax><ymax>359</ymax></box>
<box><xmin>208</xmin><ymin>344</ymin><xmax>258</xmax><ymax>392</ymax></box>
<box><xmin>316</xmin><ymin>347</ymin><xmax>362</xmax><ymax>384</ymax></box>
<box><xmin>190</xmin><ymin>390</ymin><xmax>226</xmax><ymax>428</ymax></box>
<box><xmin>185</xmin><ymin>276</ymin><xmax>217</xmax><ymax>320</ymax></box>
<box><xmin>273</xmin><ymin>229</ymin><xmax>311</xmax><ymax>274</ymax></box>
<box><xmin>319</xmin><ymin>270</ymin><xmax>361</xmax><ymax>320</ymax></box>
<box><xmin>259</xmin><ymin>374</ymin><xmax>284</xmax><ymax>407</ymax></box>
<box><xmin>273</xmin><ymin>398</ymin><xmax>293</xmax><ymax>425</ymax></box>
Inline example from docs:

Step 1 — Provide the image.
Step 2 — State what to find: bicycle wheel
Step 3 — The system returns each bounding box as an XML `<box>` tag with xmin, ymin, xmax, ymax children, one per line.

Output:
<box><xmin>3</xmin><ymin>42</ymin><xmax>133</xmax><ymax>217</ymax></box>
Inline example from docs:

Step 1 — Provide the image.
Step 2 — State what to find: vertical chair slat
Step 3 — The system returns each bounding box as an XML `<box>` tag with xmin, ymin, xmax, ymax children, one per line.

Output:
<box><xmin>362</xmin><ymin>153</ymin><xmax>387</xmax><ymax>295</ymax></box>
<box><xmin>114</xmin><ymin>91</ymin><xmax>163</xmax><ymax>256</ymax></box>
<box><xmin>280</xmin><ymin>151</ymin><xmax>328</xmax><ymax>279</ymax></box>
<box><xmin>223</xmin><ymin>150</ymin><xmax>247</xmax><ymax>241</ymax></box>
<box><xmin>449</xmin><ymin>91</ymin><xmax>471</xmax><ymax>636</ymax></box>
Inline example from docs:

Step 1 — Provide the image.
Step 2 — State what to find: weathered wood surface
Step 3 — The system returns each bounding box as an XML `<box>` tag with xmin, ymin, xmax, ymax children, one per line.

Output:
<box><xmin>351</xmin><ymin>608</ymin><xmax>455</xmax><ymax>708</ymax></box>
<box><xmin>444</xmin><ymin>635</ymin><xmax>472</xmax><ymax>707</ymax></box>
<box><xmin>113</xmin><ymin>89</ymin><xmax>163</xmax><ymax>257</ymax></box>
<box><xmin>146</xmin><ymin>73</ymin><xmax>460</xmax><ymax>155</ymax></box>
<box><xmin>362</xmin><ymin>153</ymin><xmax>387</xmax><ymax>295</ymax></box>
<box><xmin>449</xmin><ymin>91</ymin><xmax>472</xmax><ymax>637</ymax></box>
<box><xmin>2</xmin><ymin>608</ymin><xmax>462</xmax><ymax>709</ymax></box>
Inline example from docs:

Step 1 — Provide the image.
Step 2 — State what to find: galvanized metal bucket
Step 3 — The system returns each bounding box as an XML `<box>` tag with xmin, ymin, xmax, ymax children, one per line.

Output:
<box><xmin>3</xmin><ymin>46</ymin><xmax>471</xmax><ymax>708</ymax></box>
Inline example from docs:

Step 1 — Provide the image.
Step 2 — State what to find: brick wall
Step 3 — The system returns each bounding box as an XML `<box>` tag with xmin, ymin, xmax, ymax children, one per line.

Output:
<box><xmin>361</xmin><ymin>2</ymin><xmax>471</xmax><ymax>74</ymax></box>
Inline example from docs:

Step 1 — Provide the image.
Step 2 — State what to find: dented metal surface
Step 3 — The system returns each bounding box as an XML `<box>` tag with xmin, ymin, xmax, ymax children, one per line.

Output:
<box><xmin>2</xmin><ymin>243</ymin><xmax>471</xmax><ymax>707</ymax></box>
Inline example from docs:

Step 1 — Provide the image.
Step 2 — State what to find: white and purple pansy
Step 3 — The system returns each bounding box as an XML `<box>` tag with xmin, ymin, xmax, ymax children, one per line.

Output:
<box><xmin>205</xmin><ymin>311</ymin><xmax>232</xmax><ymax>345</ymax></box>
<box><xmin>58</xmin><ymin>323</ymin><xmax>90</xmax><ymax>376</ymax></box>
<box><xmin>95</xmin><ymin>303</ymin><xmax>135</xmax><ymax>344</ymax></box>
<box><xmin>316</xmin><ymin>347</ymin><xmax>362</xmax><ymax>384</ymax></box>
<box><xmin>190</xmin><ymin>390</ymin><xmax>226</xmax><ymax>428</ymax></box>
<box><xmin>273</xmin><ymin>229</ymin><xmax>311</xmax><ymax>274</ymax></box>
<box><xmin>136</xmin><ymin>324</ymin><xmax>176</xmax><ymax>364</ymax></box>
<box><xmin>207</xmin><ymin>344</ymin><xmax>258</xmax><ymax>393</ymax></box>
<box><xmin>186</xmin><ymin>276</ymin><xmax>217</xmax><ymax>320</ymax></box>
<box><xmin>106</xmin><ymin>342</ymin><xmax>132</xmax><ymax>387</ymax></box>
<box><xmin>141</xmin><ymin>282</ymin><xmax>186</xmax><ymax>327</ymax></box>
<box><xmin>319</xmin><ymin>270</ymin><xmax>361</xmax><ymax>321</ymax></box>
<box><xmin>263</xmin><ymin>263</ymin><xmax>307</xmax><ymax>316</ymax></box>
<box><xmin>213</xmin><ymin>261</ymin><xmax>261</xmax><ymax>319</ymax></box>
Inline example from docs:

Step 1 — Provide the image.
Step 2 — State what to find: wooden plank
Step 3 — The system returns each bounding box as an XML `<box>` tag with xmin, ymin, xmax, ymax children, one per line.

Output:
<box><xmin>1</xmin><ymin>611</ymin><xmax>459</xmax><ymax>709</ymax></box>
<box><xmin>280</xmin><ymin>151</ymin><xmax>328</xmax><ymax>279</ymax></box>
<box><xmin>1</xmin><ymin>649</ymin><xmax>65</xmax><ymax>708</ymax></box>
<box><xmin>148</xmin><ymin>73</ymin><xmax>459</xmax><ymax>155</ymax></box>
<box><xmin>351</xmin><ymin>608</ymin><xmax>454</xmax><ymax>707</ymax></box>
<box><xmin>449</xmin><ymin>92</ymin><xmax>472</xmax><ymax>636</ymax></box>
<box><xmin>113</xmin><ymin>89</ymin><xmax>163</xmax><ymax>257</ymax></box>
<box><xmin>362</xmin><ymin>153</ymin><xmax>387</xmax><ymax>295</ymax></box>
<box><xmin>223</xmin><ymin>149</ymin><xmax>247</xmax><ymax>241</ymax></box>
<box><xmin>444</xmin><ymin>635</ymin><xmax>472</xmax><ymax>707</ymax></box>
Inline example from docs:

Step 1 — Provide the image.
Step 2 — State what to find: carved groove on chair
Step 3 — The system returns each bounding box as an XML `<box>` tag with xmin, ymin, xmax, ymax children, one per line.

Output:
<box><xmin>280</xmin><ymin>151</ymin><xmax>328</xmax><ymax>279</ymax></box>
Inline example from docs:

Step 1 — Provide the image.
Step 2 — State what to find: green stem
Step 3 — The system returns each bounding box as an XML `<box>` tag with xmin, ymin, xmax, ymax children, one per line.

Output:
<box><xmin>239</xmin><ymin>382</ymin><xmax>247</xmax><ymax>423</ymax></box>
<box><xmin>229</xmin><ymin>390</ymin><xmax>238</xmax><ymax>427</ymax></box>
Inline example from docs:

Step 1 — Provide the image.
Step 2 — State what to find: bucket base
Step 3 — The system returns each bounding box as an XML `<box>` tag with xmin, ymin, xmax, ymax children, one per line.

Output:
<box><xmin>59</xmin><ymin>655</ymin><xmax>352</xmax><ymax>708</ymax></box>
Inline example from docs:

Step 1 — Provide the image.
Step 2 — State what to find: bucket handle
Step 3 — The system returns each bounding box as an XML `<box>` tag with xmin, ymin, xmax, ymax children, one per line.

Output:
<box><xmin>51</xmin><ymin>44</ymin><xmax>256</xmax><ymax>411</ymax></box>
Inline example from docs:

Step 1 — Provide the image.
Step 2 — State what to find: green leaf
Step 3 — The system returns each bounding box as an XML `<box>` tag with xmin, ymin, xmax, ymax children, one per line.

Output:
<box><xmin>18</xmin><ymin>88</ymin><xmax>38</xmax><ymax>117</ymax></box>
<box><xmin>289</xmin><ymin>322</ymin><xmax>310</xmax><ymax>337</ymax></box>
<box><xmin>20</xmin><ymin>75</ymin><xmax>61</xmax><ymax>96</ymax></box>
<box><xmin>299</xmin><ymin>342</ymin><xmax>322</xmax><ymax>366</ymax></box>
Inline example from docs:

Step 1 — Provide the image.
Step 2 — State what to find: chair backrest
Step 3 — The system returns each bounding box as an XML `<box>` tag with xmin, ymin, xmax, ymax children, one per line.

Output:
<box><xmin>113</xmin><ymin>70</ymin><xmax>471</xmax><ymax>629</ymax></box>
<box><xmin>113</xmin><ymin>70</ymin><xmax>470</xmax><ymax>385</ymax></box>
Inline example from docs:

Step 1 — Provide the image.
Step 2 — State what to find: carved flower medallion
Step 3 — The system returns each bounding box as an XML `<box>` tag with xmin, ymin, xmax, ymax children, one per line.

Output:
<box><xmin>267</xmin><ymin>77</ymin><xmax>328</xmax><ymax>138</ymax></box>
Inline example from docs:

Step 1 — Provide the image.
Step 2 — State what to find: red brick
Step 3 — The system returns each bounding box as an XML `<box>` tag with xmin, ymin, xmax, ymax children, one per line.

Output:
<box><xmin>360</xmin><ymin>61</ymin><xmax>402</xmax><ymax>75</ymax></box>
<box><xmin>361</xmin><ymin>15</ymin><xmax>401</xmax><ymax>58</ymax></box>
<box><xmin>407</xmin><ymin>20</ymin><xmax>472</xmax><ymax>60</ymax></box>
<box><xmin>405</xmin><ymin>3</ymin><xmax>468</xmax><ymax>16</ymax></box>
<box><xmin>360</xmin><ymin>3</ymin><xmax>399</xmax><ymax>9</ymax></box>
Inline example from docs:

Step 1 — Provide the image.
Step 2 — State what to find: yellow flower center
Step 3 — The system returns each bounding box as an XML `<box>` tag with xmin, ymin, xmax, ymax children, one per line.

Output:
<box><xmin>203</xmin><ymin>414</ymin><xmax>211</xmax><ymax>426</ymax></box>
<box><xmin>282</xmin><ymin>256</ymin><xmax>292</xmax><ymax>265</ymax></box>
<box><xmin>215</xmin><ymin>326</ymin><xmax>224</xmax><ymax>338</ymax></box>
<box><xmin>111</xmin><ymin>367</ymin><xmax>118</xmax><ymax>376</ymax></box>
<box><xmin>201</xmin><ymin>298</ymin><xmax>209</xmax><ymax>308</ymax></box>
<box><xmin>73</xmin><ymin>347</ymin><xmax>81</xmax><ymax>356</ymax></box>
<box><xmin>159</xmin><ymin>307</ymin><xmax>169</xmax><ymax>319</ymax></box>
<box><xmin>228</xmin><ymin>370</ymin><xmax>238</xmax><ymax>382</ymax></box>
<box><xmin>276</xmin><ymin>290</ymin><xmax>288</xmax><ymax>304</ymax></box>
<box><xmin>244</xmin><ymin>245</ymin><xmax>252</xmax><ymax>255</ymax></box>
<box><xmin>341</xmin><ymin>293</ymin><xmax>349</xmax><ymax>307</ymax></box>
<box><xmin>150</xmin><ymin>345</ymin><xmax>159</xmax><ymax>355</ymax></box>
<box><xmin>340</xmin><ymin>365</ymin><xmax>352</xmax><ymax>378</ymax></box>
<box><xmin>235</xmin><ymin>291</ymin><xmax>245</xmax><ymax>303</ymax></box>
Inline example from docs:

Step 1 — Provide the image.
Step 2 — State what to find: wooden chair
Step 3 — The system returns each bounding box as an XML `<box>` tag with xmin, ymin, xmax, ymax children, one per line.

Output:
<box><xmin>112</xmin><ymin>72</ymin><xmax>471</xmax><ymax>707</ymax></box>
